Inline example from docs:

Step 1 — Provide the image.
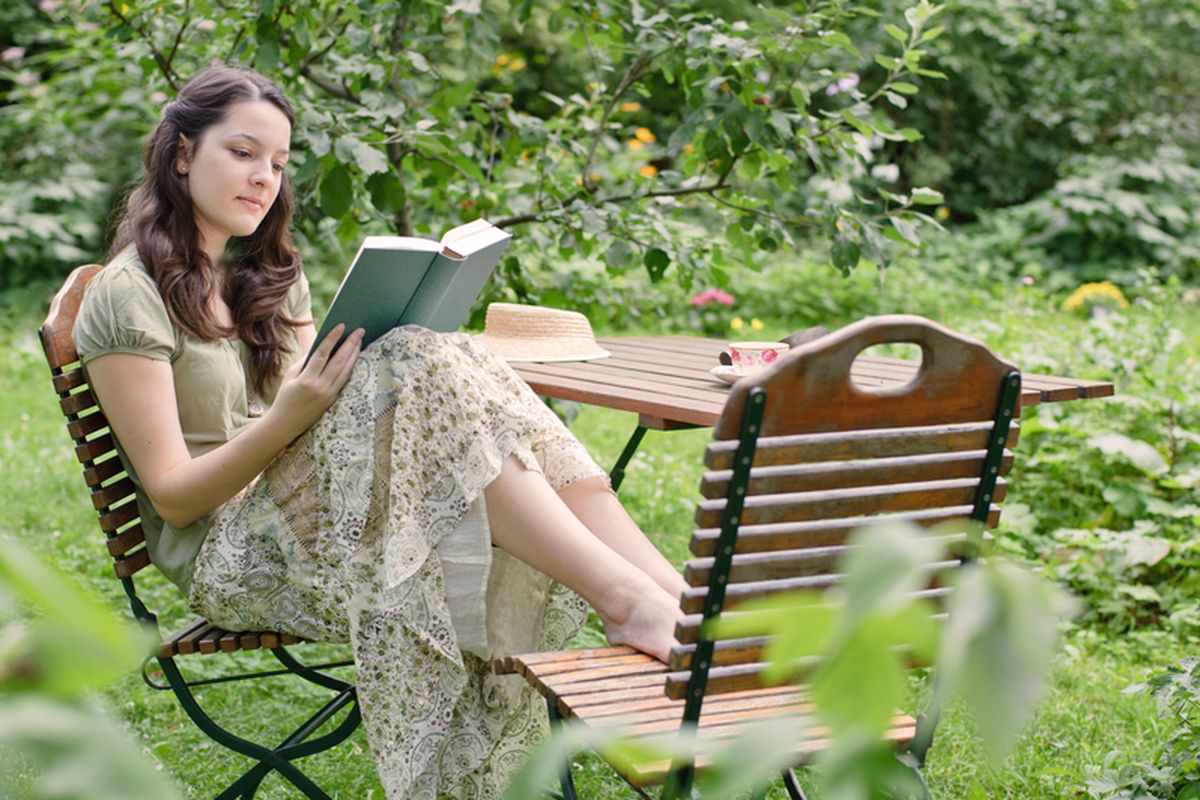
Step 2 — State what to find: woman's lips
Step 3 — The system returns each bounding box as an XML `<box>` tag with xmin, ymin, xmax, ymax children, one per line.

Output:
<box><xmin>238</xmin><ymin>197</ymin><xmax>263</xmax><ymax>212</ymax></box>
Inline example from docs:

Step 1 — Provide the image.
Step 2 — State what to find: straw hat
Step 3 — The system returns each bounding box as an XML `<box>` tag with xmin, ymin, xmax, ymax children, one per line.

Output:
<box><xmin>475</xmin><ymin>303</ymin><xmax>611</xmax><ymax>363</ymax></box>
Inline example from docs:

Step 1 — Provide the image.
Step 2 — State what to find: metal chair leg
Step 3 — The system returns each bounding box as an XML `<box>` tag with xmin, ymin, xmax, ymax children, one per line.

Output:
<box><xmin>783</xmin><ymin>767</ymin><xmax>809</xmax><ymax>800</ymax></box>
<box><xmin>546</xmin><ymin>698</ymin><xmax>580</xmax><ymax>800</ymax></box>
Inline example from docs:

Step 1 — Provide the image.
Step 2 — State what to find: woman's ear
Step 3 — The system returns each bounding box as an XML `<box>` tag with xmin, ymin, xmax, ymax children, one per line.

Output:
<box><xmin>176</xmin><ymin>134</ymin><xmax>193</xmax><ymax>175</ymax></box>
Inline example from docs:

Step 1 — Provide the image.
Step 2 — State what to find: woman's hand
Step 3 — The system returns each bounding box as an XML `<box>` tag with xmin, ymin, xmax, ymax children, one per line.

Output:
<box><xmin>267</xmin><ymin>324</ymin><xmax>364</xmax><ymax>440</ymax></box>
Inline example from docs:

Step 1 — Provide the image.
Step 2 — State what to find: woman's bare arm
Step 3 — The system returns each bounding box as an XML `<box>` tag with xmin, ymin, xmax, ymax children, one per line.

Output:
<box><xmin>87</xmin><ymin>323</ymin><xmax>361</xmax><ymax>528</ymax></box>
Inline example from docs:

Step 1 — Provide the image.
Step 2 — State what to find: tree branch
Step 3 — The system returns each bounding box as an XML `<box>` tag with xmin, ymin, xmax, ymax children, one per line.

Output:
<box><xmin>106</xmin><ymin>1</ymin><xmax>179</xmax><ymax>91</ymax></box>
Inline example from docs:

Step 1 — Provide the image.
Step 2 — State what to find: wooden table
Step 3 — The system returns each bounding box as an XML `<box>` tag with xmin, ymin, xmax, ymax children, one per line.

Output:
<box><xmin>512</xmin><ymin>335</ymin><xmax>1115</xmax><ymax>488</ymax></box>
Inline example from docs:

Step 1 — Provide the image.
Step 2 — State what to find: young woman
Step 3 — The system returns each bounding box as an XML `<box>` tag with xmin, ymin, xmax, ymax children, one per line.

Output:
<box><xmin>74</xmin><ymin>65</ymin><xmax>686</xmax><ymax>798</ymax></box>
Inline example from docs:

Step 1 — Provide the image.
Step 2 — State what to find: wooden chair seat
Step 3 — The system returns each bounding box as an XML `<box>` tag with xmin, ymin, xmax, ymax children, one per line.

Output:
<box><xmin>158</xmin><ymin>617</ymin><xmax>305</xmax><ymax>658</ymax></box>
<box><xmin>497</xmin><ymin>645</ymin><xmax>915</xmax><ymax>787</ymax></box>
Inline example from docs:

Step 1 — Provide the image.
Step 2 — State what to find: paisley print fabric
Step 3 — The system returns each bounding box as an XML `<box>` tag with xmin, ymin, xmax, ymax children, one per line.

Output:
<box><xmin>188</xmin><ymin>326</ymin><xmax>603</xmax><ymax>798</ymax></box>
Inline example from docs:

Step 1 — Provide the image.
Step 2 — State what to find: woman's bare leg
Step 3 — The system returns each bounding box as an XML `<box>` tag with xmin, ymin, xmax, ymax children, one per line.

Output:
<box><xmin>484</xmin><ymin>456</ymin><xmax>681</xmax><ymax>662</ymax></box>
<box><xmin>557</xmin><ymin>477</ymin><xmax>689</xmax><ymax>601</ymax></box>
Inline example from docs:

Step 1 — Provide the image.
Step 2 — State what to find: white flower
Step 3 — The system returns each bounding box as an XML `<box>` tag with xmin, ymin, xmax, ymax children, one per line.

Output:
<box><xmin>871</xmin><ymin>164</ymin><xmax>900</xmax><ymax>183</ymax></box>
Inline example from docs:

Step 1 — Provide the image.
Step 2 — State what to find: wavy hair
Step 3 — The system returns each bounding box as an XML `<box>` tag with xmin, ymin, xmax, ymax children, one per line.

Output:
<box><xmin>110</xmin><ymin>65</ymin><xmax>302</xmax><ymax>393</ymax></box>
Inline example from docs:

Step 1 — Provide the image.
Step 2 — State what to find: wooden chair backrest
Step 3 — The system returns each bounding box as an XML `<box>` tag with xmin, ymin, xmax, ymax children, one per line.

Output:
<box><xmin>667</xmin><ymin>315</ymin><xmax>1021</xmax><ymax>698</ymax></box>
<box><xmin>39</xmin><ymin>264</ymin><xmax>154</xmax><ymax>584</ymax></box>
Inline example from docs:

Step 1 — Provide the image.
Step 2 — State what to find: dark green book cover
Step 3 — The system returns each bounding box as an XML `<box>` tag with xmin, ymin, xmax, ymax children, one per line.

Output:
<box><xmin>309</xmin><ymin>220</ymin><xmax>511</xmax><ymax>360</ymax></box>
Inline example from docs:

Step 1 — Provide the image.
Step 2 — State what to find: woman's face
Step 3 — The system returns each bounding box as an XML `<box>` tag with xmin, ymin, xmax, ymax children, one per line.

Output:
<box><xmin>179</xmin><ymin>99</ymin><xmax>291</xmax><ymax>261</ymax></box>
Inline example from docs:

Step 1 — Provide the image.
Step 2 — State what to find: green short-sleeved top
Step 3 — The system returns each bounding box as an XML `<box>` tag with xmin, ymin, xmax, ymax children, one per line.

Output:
<box><xmin>73</xmin><ymin>245</ymin><xmax>312</xmax><ymax>593</ymax></box>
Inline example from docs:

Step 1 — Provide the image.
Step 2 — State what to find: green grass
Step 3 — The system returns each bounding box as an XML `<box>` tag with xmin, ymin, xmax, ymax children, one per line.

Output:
<box><xmin>2</xmin><ymin>267</ymin><xmax>1195</xmax><ymax>799</ymax></box>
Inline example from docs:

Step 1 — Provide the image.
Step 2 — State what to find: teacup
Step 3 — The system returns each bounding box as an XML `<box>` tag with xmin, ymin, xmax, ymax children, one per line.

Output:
<box><xmin>728</xmin><ymin>341</ymin><xmax>790</xmax><ymax>374</ymax></box>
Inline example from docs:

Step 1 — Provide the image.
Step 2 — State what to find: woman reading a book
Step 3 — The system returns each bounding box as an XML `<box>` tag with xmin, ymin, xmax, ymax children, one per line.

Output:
<box><xmin>73</xmin><ymin>65</ymin><xmax>685</xmax><ymax>798</ymax></box>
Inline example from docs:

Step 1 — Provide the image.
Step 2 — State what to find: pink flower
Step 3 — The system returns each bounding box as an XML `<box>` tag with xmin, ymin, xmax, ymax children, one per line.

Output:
<box><xmin>825</xmin><ymin>73</ymin><xmax>860</xmax><ymax>96</ymax></box>
<box><xmin>38</xmin><ymin>0</ymin><xmax>61</xmax><ymax>12</ymax></box>
<box><xmin>196</xmin><ymin>19</ymin><xmax>217</xmax><ymax>32</ymax></box>
<box><xmin>1</xmin><ymin>47</ymin><xmax>26</xmax><ymax>63</ymax></box>
<box><xmin>1021</xmin><ymin>276</ymin><xmax>1035</xmax><ymax>286</ymax></box>
<box><xmin>690</xmin><ymin>288</ymin><xmax>735</xmax><ymax>307</ymax></box>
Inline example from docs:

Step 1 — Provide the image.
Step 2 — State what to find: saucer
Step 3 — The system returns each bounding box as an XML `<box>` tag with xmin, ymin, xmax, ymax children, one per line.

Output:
<box><xmin>709</xmin><ymin>365</ymin><xmax>743</xmax><ymax>385</ymax></box>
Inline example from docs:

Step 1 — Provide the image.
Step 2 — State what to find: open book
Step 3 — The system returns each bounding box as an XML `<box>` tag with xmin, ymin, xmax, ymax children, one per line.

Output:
<box><xmin>308</xmin><ymin>218</ymin><xmax>512</xmax><ymax>361</ymax></box>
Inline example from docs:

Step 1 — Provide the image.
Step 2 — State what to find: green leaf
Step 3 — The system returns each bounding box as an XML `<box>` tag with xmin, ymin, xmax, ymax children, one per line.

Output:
<box><xmin>910</xmin><ymin>187</ymin><xmax>944</xmax><ymax>205</ymax></box>
<box><xmin>936</xmin><ymin>562</ymin><xmax>1068</xmax><ymax>761</ymax></box>
<box><xmin>604</xmin><ymin>240</ymin><xmax>632</xmax><ymax>271</ymax></box>
<box><xmin>831</xmin><ymin>236</ymin><xmax>860</xmax><ymax>273</ymax></box>
<box><xmin>1088</xmin><ymin>433</ymin><xmax>1167</xmax><ymax>474</ymax></box>
<box><xmin>0</xmin><ymin>697</ymin><xmax>183</xmax><ymax>799</ymax></box>
<box><xmin>921</xmin><ymin>25</ymin><xmax>945</xmax><ymax>42</ymax></box>
<box><xmin>887</xmin><ymin>215</ymin><xmax>921</xmax><ymax>246</ymax></box>
<box><xmin>884</xmin><ymin>91</ymin><xmax>908</xmax><ymax>109</ymax></box>
<box><xmin>319</xmin><ymin>164</ymin><xmax>353</xmax><ymax>219</ymax></box>
<box><xmin>890</xmin><ymin>81</ymin><xmax>919</xmax><ymax>95</ymax></box>
<box><xmin>643</xmin><ymin>247</ymin><xmax>670</xmax><ymax>281</ymax></box>
<box><xmin>334</xmin><ymin>136</ymin><xmax>389</xmax><ymax>176</ymax></box>
<box><xmin>366</xmin><ymin>172</ymin><xmax>406</xmax><ymax>213</ymax></box>
<box><xmin>874</xmin><ymin>54</ymin><xmax>900</xmax><ymax>71</ymax></box>
<box><xmin>886</xmin><ymin>24</ymin><xmax>907</xmax><ymax>42</ymax></box>
<box><xmin>838</xmin><ymin>108</ymin><xmax>874</xmax><ymax>137</ymax></box>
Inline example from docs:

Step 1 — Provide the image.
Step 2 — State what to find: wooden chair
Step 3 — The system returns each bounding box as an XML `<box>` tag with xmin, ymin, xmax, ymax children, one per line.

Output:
<box><xmin>39</xmin><ymin>265</ymin><xmax>362</xmax><ymax>800</ymax></box>
<box><xmin>495</xmin><ymin>315</ymin><xmax>1022</xmax><ymax>799</ymax></box>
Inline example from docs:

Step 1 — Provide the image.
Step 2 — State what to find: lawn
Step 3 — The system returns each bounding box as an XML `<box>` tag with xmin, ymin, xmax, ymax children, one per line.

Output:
<box><xmin>2</xmin><ymin>257</ymin><xmax>1195</xmax><ymax>798</ymax></box>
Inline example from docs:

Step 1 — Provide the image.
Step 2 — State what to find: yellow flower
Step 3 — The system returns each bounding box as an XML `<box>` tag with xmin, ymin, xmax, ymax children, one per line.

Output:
<box><xmin>730</xmin><ymin>317</ymin><xmax>745</xmax><ymax>331</ymax></box>
<box><xmin>681</xmin><ymin>144</ymin><xmax>694</xmax><ymax>154</ymax></box>
<box><xmin>835</xmin><ymin>219</ymin><xmax>846</xmax><ymax>232</ymax></box>
<box><xmin>627</xmin><ymin>139</ymin><xmax>645</xmax><ymax>151</ymax></box>
<box><xmin>620</xmin><ymin>101</ymin><xmax>641</xmax><ymax>112</ymax></box>
<box><xmin>750</xmin><ymin>318</ymin><xmax>764</xmax><ymax>331</ymax></box>
<box><xmin>1063</xmin><ymin>281</ymin><xmax>1130</xmax><ymax>315</ymax></box>
<box><xmin>638</xmin><ymin>164</ymin><xmax>658</xmax><ymax>178</ymax></box>
<box><xmin>510</xmin><ymin>57</ymin><xmax>526</xmax><ymax>72</ymax></box>
<box><xmin>494</xmin><ymin>54</ymin><xmax>510</xmax><ymax>67</ymax></box>
<box><xmin>936</xmin><ymin>206</ymin><xmax>951</xmax><ymax>220</ymax></box>
<box><xmin>634</xmin><ymin>127</ymin><xmax>656</xmax><ymax>143</ymax></box>
<box><xmin>720</xmin><ymin>82</ymin><xmax>730</xmax><ymax>91</ymax></box>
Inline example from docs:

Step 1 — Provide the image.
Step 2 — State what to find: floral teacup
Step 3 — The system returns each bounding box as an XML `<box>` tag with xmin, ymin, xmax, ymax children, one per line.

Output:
<box><xmin>728</xmin><ymin>341</ymin><xmax>790</xmax><ymax>374</ymax></box>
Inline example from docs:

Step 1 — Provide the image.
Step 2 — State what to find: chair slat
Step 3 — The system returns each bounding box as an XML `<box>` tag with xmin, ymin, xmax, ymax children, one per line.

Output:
<box><xmin>98</xmin><ymin>502</ymin><xmax>140</xmax><ymax>533</ymax></box>
<box><xmin>60</xmin><ymin>388</ymin><xmax>99</xmax><ymax>416</ymax></box>
<box><xmin>105</xmin><ymin>525</ymin><xmax>146</xmax><ymax>557</ymax></box>
<box><xmin>90</xmin><ymin>476</ymin><xmax>137</xmax><ymax>511</ymax></box>
<box><xmin>113</xmin><ymin>546</ymin><xmax>151</xmax><ymax>578</ymax></box>
<box><xmin>690</xmin><ymin>505</ymin><xmax>1001</xmax><ymax>556</ymax></box>
<box><xmin>67</xmin><ymin>411</ymin><xmax>109</xmax><ymax>440</ymax></box>
<box><xmin>160</xmin><ymin>619</ymin><xmax>212</xmax><ymax>658</ymax></box>
<box><xmin>700</xmin><ymin>450</ymin><xmax>1014</xmax><ymax>499</ymax></box>
<box><xmin>695</xmin><ymin>478</ymin><xmax>1007</xmax><ymax>528</ymax></box>
<box><xmin>704</xmin><ymin>420</ymin><xmax>1019</xmax><ymax>470</ymax></box>
<box><xmin>83</xmin><ymin>457</ymin><xmax>125</xmax><ymax>487</ymax></box>
<box><xmin>684</xmin><ymin>532</ymin><xmax>973</xmax><ymax>587</ymax></box>
<box><xmin>52</xmin><ymin>367</ymin><xmax>87</xmax><ymax>394</ymax></box>
<box><xmin>674</xmin><ymin>587</ymin><xmax>954</xmax><ymax>644</ymax></box>
<box><xmin>76</xmin><ymin>433</ymin><xmax>117</xmax><ymax>464</ymax></box>
<box><xmin>680</xmin><ymin>559</ymin><xmax>958</xmax><ymax>615</ymax></box>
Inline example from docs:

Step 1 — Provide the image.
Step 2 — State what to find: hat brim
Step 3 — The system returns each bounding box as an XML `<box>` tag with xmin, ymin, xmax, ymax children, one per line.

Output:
<box><xmin>475</xmin><ymin>334</ymin><xmax>611</xmax><ymax>363</ymax></box>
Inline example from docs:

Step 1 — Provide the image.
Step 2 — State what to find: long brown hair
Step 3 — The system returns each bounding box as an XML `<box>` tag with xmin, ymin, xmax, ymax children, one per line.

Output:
<box><xmin>111</xmin><ymin>65</ymin><xmax>302</xmax><ymax>393</ymax></box>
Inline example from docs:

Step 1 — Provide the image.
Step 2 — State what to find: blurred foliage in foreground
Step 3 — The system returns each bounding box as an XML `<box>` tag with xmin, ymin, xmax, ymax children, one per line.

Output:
<box><xmin>505</xmin><ymin>523</ymin><xmax>1070</xmax><ymax>799</ymax></box>
<box><xmin>0</xmin><ymin>532</ymin><xmax>180</xmax><ymax>800</ymax></box>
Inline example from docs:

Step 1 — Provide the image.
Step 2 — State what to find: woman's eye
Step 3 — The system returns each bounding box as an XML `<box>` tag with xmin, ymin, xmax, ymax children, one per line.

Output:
<box><xmin>232</xmin><ymin>149</ymin><xmax>251</xmax><ymax>158</ymax></box>
<box><xmin>272</xmin><ymin>163</ymin><xmax>285</xmax><ymax>172</ymax></box>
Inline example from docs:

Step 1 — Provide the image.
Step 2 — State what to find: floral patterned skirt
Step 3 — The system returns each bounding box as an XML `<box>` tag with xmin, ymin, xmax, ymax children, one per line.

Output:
<box><xmin>187</xmin><ymin>327</ymin><xmax>604</xmax><ymax>799</ymax></box>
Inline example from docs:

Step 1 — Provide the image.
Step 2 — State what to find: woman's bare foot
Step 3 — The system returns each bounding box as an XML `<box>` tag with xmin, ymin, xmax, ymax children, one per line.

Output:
<box><xmin>595</xmin><ymin>577</ymin><xmax>684</xmax><ymax>663</ymax></box>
